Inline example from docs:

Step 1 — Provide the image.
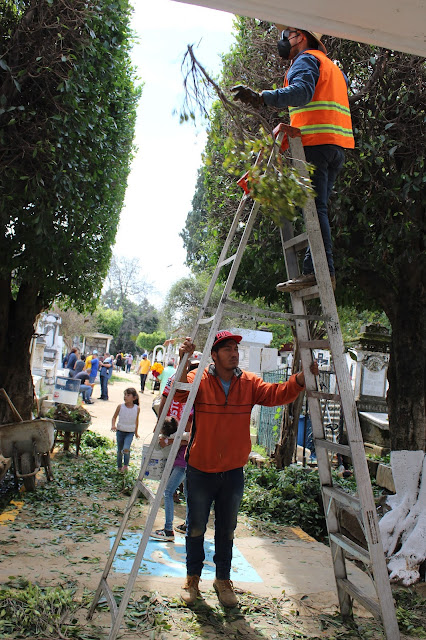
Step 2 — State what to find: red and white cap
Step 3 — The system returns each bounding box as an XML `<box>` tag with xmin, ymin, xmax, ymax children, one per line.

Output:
<box><xmin>211</xmin><ymin>330</ymin><xmax>242</xmax><ymax>349</ymax></box>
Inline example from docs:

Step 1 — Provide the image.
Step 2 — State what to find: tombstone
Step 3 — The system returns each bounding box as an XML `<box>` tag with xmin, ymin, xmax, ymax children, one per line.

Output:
<box><xmin>31</xmin><ymin>312</ymin><xmax>63</xmax><ymax>386</ymax></box>
<box><xmin>347</xmin><ymin>323</ymin><xmax>391</xmax><ymax>449</ymax></box>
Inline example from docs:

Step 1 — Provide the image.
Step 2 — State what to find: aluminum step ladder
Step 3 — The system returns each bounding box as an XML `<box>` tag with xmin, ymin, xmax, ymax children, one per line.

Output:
<box><xmin>276</xmin><ymin>123</ymin><xmax>399</xmax><ymax>639</ymax></box>
<box><xmin>88</xmin><ymin>124</ymin><xmax>400</xmax><ymax>640</ymax></box>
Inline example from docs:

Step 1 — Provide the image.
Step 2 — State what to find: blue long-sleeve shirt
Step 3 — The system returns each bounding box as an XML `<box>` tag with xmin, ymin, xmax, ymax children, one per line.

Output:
<box><xmin>262</xmin><ymin>51</ymin><xmax>320</xmax><ymax>108</ymax></box>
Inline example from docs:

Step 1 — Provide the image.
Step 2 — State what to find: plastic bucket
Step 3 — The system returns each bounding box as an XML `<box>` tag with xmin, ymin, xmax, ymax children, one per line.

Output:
<box><xmin>53</xmin><ymin>376</ymin><xmax>80</xmax><ymax>405</ymax></box>
<box><xmin>142</xmin><ymin>443</ymin><xmax>171</xmax><ymax>480</ymax></box>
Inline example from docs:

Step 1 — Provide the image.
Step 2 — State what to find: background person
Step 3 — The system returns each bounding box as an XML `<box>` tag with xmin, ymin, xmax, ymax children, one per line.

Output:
<box><xmin>111</xmin><ymin>388</ymin><xmax>140</xmax><ymax>472</ymax></box>
<box><xmin>150</xmin><ymin>416</ymin><xmax>191</xmax><ymax>541</ymax></box>
<box><xmin>74</xmin><ymin>370</ymin><xmax>94</xmax><ymax>404</ymax></box>
<box><xmin>88</xmin><ymin>350</ymin><xmax>99</xmax><ymax>383</ymax></box>
<box><xmin>137</xmin><ymin>353</ymin><xmax>151</xmax><ymax>393</ymax></box>
<box><xmin>99</xmin><ymin>352</ymin><xmax>113</xmax><ymax>400</ymax></box>
<box><xmin>158</xmin><ymin>360</ymin><xmax>176</xmax><ymax>395</ymax></box>
<box><xmin>66</xmin><ymin>347</ymin><xmax>78</xmax><ymax>374</ymax></box>
<box><xmin>125</xmin><ymin>353</ymin><xmax>133</xmax><ymax>373</ymax></box>
<box><xmin>177</xmin><ymin>331</ymin><xmax>318</xmax><ymax>608</ymax></box>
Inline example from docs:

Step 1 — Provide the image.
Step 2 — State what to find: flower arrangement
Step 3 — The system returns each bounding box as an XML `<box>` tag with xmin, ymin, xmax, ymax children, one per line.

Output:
<box><xmin>151</xmin><ymin>362</ymin><xmax>164</xmax><ymax>379</ymax></box>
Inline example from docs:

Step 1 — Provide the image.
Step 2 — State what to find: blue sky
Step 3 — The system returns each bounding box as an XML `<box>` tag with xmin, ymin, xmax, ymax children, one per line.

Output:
<box><xmin>113</xmin><ymin>1</ymin><xmax>235</xmax><ymax>307</ymax></box>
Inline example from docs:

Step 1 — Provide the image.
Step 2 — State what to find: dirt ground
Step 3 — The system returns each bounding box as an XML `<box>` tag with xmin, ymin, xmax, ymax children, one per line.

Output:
<box><xmin>0</xmin><ymin>374</ymin><xmax>418</xmax><ymax>639</ymax></box>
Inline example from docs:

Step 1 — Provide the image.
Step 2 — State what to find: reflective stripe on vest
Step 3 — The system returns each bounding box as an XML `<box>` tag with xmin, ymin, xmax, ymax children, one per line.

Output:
<box><xmin>285</xmin><ymin>50</ymin><xmax>355</xmax><ymax>148</ymax></box>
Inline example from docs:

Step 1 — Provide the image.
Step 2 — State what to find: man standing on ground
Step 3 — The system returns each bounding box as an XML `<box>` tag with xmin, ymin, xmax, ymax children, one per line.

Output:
<box><xmin>176</xmin><ymin>331</ymin><xmax>318</xmax><ymax>607</ymax></box>
<box><xmin>137</xmin><ymin>353</ymin><xmax>151</xmax><ymax>393</ymax></box>
<box><xmin>88</xmin><ymin>350</ymin><xmax>99</xmax><ymax>384</ymax></box>
<box><xmin>66</xmin><ymin>347</ymin><xmax>78</xmax><ymax>374</ymax></box>
<box><xmin>99</xmin><ymin>353</ymin><xmax>113</xmax><ymax>401</ymax></box>
<box><xmin>231</xmin><ymin>26</ymin><xmax>354</xmax><ymax>292</ymax></box>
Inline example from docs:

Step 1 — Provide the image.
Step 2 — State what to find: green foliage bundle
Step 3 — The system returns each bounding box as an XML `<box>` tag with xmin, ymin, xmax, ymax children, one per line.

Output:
<box><xmin>0</xmin><ymin>578</ymin><xmax>72</xmax><ymax>637</ymax></box>
<box><xmin>223</xmin><ymin>130</ymin><xmax>314</xmax><ymax>224</ymax></box>
<box><xmin>46</xmin><ymin>404</ymin><xmax>91</xmax><ymax>424</ymax></box>
<box><xmin>242</xmin><ymin>464</ymin><xmax>328</xmax><ymax>540</ymax></box>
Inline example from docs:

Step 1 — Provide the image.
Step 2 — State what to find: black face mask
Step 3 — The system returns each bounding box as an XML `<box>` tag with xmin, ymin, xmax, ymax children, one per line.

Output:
<box><xmin>277</xmin><ymin>37</ymin><xmax>292</xmax><ymax>59</ymax></box>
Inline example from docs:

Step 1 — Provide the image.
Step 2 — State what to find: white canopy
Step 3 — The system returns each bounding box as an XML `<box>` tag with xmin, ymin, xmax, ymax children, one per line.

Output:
<box><xmin>174</xmin><ymin>0</ymin><xmax>426</xmax><ymax>57</ymax></box>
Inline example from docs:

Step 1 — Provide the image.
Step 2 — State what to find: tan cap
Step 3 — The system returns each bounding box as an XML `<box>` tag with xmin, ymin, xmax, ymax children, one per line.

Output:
<box><xmin>275</xmin><ymin>24</ymin><xmax>327</xmax><ymax>54</ymax></box>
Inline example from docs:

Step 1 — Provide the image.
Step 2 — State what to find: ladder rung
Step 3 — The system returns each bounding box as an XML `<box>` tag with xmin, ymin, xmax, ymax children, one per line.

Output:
<box><xmin>292</xmin><ymin>286</ymin><xmax>319</xmax><ymax>299</ymax></box>
<box><xmin>337</xmin><ymin>578</ymin><xmax>381</xmax><ymax>619</ymax></box>
<box><xmin>315</xmin><ymin>439</ymin><xmax>351</xmax><ymax>457</ymax></box>
<box><xmin>136</xmin><ymin>480</ymin><xmax>155</xmax><ymax>503</ymax></box>
<box><xmin>174</xmin><ymin>381</ymin><xmax>193</xmax><ymax>391</ymax></box>
<box><xmin>322</xmin><ymin>485</ymin><xmax>361</xmax><ymax>512</ymax></box>
<box><xmin>218</xmin><ymin>253</ymin><xmax>237</xmax><ymax>267</ymax></box>
<box><xmin>282</xmin><ymin>232</ymin><xmax>309</xmax><ymax>252</ymax></box>
<box><xmin>199</xmin><ymin>314</ymin><xmax>216</xmax><ymax>325</ymax></box>
<box><xmin>330</xmin><ymin>532</ymin><xmax>371</xmax><ymax>565</ymax></box>
<box><xmin>299</xmin><ymin>340</ymin><xmax>330</xmax><ymax>350</ymax></box>
<box><xmin>307</xmin><ymin>390</ymin><xmax>340</xmax><ymax>402</ymax></box>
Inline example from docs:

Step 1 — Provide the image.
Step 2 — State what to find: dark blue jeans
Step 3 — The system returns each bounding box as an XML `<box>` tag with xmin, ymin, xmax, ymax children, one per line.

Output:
<box><xmin>186</xmin><ymin>465</ymin><xmax>244</xmax><ymax>580</ymax></box>
<box><xmin>99</xmin><ymin>375</ymin><xmax>109</xmax><ymax>399</ymax></box>
<box><xmin>303</xmin><ymin>144</ymin><xmax>345</xmax><ymax>276</ymax></box>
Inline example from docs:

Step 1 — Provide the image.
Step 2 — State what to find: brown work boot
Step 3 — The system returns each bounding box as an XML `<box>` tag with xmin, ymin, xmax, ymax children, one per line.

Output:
<box><xmin>213</xmin><ymin>578</ymin><xmax>239</xmax><ymax>608</ymax></box>
<box><xmin>181</xmin><ymin>575</ymin><xmax>201</xmax><ymax>605</ymax></box>
<box><xmin>277</xmin><ymin>273</ymin><xmax>336</xmax><ymax>292</ymax></box>
<box><xmin>276</xmin><ymin>273</ymin><xmax>316</xmax><ymax>292</ymax></box>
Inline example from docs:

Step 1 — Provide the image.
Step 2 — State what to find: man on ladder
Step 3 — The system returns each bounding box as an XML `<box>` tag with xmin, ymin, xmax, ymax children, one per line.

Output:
<box><xmin>176</xmin><ymin>330</ymin><xmax>319</xmax><ymax>607</ymax></box>
<box><xmin>231</xmin><ymin>25</ymin><xmax>355</xmax><ymax>291</ymax></box>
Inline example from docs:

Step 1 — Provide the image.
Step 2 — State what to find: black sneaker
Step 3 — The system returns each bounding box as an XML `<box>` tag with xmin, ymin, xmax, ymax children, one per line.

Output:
<box><xmin>150</xmin><ymin>529</ymin><xmax>174</xmax><ymax>542</ymax></box>
<box><xmin>174</xmin><ymin>523</ymin><xmax>187</xmax><ymax>534</ymax></box>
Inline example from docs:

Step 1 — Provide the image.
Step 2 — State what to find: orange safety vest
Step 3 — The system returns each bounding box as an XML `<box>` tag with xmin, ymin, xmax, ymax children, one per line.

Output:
<box><xmin>285</xmin><ymin>50</ymin><xmax>355</xmax><ymax>148</ymax></box>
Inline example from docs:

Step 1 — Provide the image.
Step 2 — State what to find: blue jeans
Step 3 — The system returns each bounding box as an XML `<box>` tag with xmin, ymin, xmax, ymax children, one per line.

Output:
<box><xmin>164</xmin><ymin>466</ymin><xmax>186</xmax><ymax>531</ymax></box>
<box><xmin>99</xmin><ymin>375</ymin><xmax>109</xmax><ymax>399</ymax></box>
<box><xmin>79</xmin><ymin>385</ymin><xmax>92</xmax><ymax>402</ymax></box>
<box><xmin>116</xmin><ymin>430</ymin><xmax>134</xmax><ymax>468</ymax></box>
<box><xmin>186</xmin><ymin>465</ymin><xmax>244</xmax><ymax>580</ymax></box>
<box><xmin>303</xmin><ymin>144</ymin><xmax>345</xmax><ymax>276</ymax></box>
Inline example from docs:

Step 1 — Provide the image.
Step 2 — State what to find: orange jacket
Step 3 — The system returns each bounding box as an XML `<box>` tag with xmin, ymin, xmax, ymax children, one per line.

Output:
<box><xmin>176</xmin><ymin>365</ymin><xmax>304</xmax><ymax>473</ymax></box>
<box><xmin>285</xmin><ymin>50</ymin><xmax>354</xmax><ymax>148</ymax></box>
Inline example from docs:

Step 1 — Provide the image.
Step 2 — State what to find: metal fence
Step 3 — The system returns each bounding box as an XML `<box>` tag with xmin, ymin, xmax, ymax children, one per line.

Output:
<box><xmin>257</xmin><ymin>369</ymin><xmax>339</xmax><ymax>455</ymax></box>
<box><xmin>258</xmin><ymin>369</ymin><xmax>290</xmax><ymax>454</ymax></box>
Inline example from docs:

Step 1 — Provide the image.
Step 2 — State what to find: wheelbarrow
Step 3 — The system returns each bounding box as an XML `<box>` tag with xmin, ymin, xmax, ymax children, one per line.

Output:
<box><xmin>0</xmin><ymin>388</ymin><xmax>55</xmax><ymax>491</ymax></box>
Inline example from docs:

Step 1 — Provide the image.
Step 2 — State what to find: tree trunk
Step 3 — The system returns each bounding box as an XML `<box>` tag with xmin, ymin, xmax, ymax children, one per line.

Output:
<box><xmin>0</xmin><ymin>282</ymin><xmax>44</xmax><ymax>423</ymax></box>
<box><xmin>274</xmin><ymin>392</ymin><xmax>305</xmax><ymax>469</ymax></box>
<box><xmin>385</xmin><ymin>265</ymin><xmax>425</xmax><ymax>452</ymax></box>
<box><xmin>274</xmin><ymin>341</ymin><xmax>305</xmax><ymax>469</ymax></box>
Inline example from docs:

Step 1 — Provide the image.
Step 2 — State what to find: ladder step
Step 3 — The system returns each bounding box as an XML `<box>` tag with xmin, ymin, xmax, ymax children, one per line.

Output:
<box><xmin>174</xmin><ymin>381</ymin><xmax>193</xmax><ymax>391</ymax></box>
<box><xmin>218</xmin><ymin>253</ymin><xmax>237</xmax><ymax>267</ymax></box>
<box><xmin>315</xmin><ymin>439</ymin><xmax>352</xmax><ymax>457</ymax></box>
<box><xmin>199</xmin><ymin>314</ymin><xmax>216</xmax><ymax>325</ymax></box>
<box><xmin>307</xmin><ymin>390</ymin><xmax>341</xmax><ymax>402</ymax></box>
<box><xmin>299</xmin><ymin>340</ymin><xmax>330</xmax><ymax>350</ymax></box>
<box><xmin>322</xmin><ymin>485</ymin><xmax>361</xmax><ymax>512</ymax></box>
<box><xmin>330</xmin><ymin>532</ymin><xmax>371</xmax><ymax>565</ymax></box>
<box><xmin>136</xmin><ymin>480</ymin><xmax>155</xmax><ymax>503</ymax></box>
<box><xmin>282</xmin><ymin>232</ymin><xmax>309</xmax><ymax>252</ymax></box>
<box><xmin>337</xmin><ymin>578</ymin><xmax>381</xmax><ymax>619</ymax></box>
<box><xmin>292</xmin><ymin>286</ymin><xmax>319</xmax><ymax>299</ymax></box>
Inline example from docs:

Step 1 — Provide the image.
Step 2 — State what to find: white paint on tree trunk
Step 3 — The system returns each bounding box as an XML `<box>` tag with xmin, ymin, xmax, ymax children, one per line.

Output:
<box><xmin>379</xmin><ymin>450</ymin><xmax>426</xmax><ymax>585</ymax></box>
